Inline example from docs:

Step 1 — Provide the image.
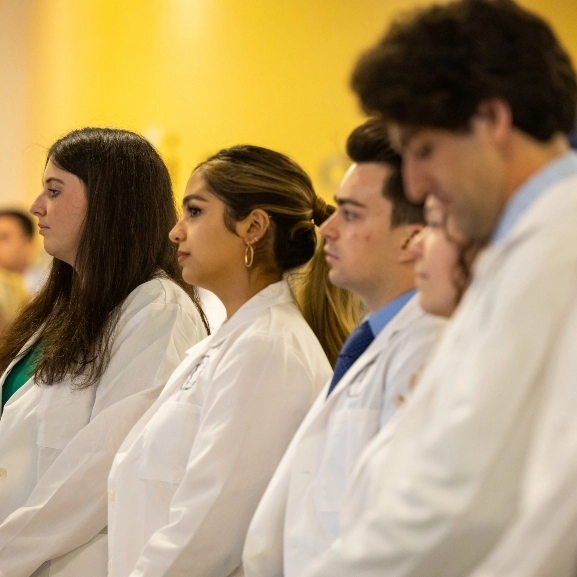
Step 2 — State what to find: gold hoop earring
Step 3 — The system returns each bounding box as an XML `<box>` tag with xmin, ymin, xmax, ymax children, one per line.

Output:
<box><xmin>244</xmin><ymin>241</ymin><xmax>254</xmax><ymax>268</ymax></box>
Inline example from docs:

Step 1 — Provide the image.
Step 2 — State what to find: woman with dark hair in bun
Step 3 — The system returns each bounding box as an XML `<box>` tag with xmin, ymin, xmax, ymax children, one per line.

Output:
<box><xmin>0</xmin><ymin>127</ymin><xmax>208</xmax><ymax>577</ymax></box>
<box><xmin>107</xmin><ymin>145</ymin><xmax>359</xmax><ymax>577</ymax></box>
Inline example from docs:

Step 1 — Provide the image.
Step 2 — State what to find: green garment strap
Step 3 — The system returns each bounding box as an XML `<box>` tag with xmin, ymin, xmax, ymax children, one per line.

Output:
<box><xmin>1</xmin><ymin>345</ymin><xmax>41</xmax><ymax>415</ymax></box>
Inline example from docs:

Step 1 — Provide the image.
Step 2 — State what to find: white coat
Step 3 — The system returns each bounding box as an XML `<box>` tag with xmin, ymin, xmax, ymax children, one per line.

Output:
<box><xmin>468</xmin><ymin>294</ymin><xmax>577</xmax><ymax>577</ymax></box>
<box><xmin>243</xmin><ymin>295</ymin><xmax>444</xmax><ymax>577</ymax></box>
<box><xmin>297</xmin><ymin>169</ymin><xmax>577</xmax><ymax>577</ymax></box>
<box><xmin>107</xmin><ymin>280</ymin><xmax>331</xmax><ymax>577</ymax></box>
<box><xmin>0</xmin><ymin>277</ymin><xmax>206</xmax><ymax>577</ymax></box>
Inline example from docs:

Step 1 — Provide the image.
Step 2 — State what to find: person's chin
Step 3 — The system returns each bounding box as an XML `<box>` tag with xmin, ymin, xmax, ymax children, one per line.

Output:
<box><xmin>327</xmin><ymin>269</ymin><xmax>348</xmax><ymax>290</ymax></box>
<box><xmin>181</xmin><ymin>268</ymin><xmax>197</xmax><ymax>286</ymax></box>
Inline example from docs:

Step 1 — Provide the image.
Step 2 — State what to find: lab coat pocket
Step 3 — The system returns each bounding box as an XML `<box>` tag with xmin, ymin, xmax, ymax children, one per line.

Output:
<box><xmin>36</xmin><ymin>385</ymin><xmax>96</xmax><ymax>479</ymax></box>
<box><xmin>316</xmin><ymin>407</ymin><xmax>380</xmax><ymax>517</ymax></box>
<box><xmin>138</xmin><ymin>401</ymin><xmax>201</xmax><ymax>485</ymax></box>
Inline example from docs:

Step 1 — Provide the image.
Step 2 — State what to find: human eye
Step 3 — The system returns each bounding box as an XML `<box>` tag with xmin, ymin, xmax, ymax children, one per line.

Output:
<box><xmin>426</xmin><ymin>217</ymin><xmax>444</xmax><ymax>229</ymax></box>
<box><xmin>342</xmin><ymin>209</ymin><xmax>358</xmax><ymax>222</ymax></box>
<box><xmin>185</xmin><ymin>203</ymin><xmax>202</xmax><ymax>218</ymax></box>
<box><xmin>47</xmin><ymin>188</ymin><xmax>61</xmax><ymax>198</ymax></box>
<box><xmin>414</xmin><ymin>141</ymin><xmax>433</xmax><ymax>159</ymax></box>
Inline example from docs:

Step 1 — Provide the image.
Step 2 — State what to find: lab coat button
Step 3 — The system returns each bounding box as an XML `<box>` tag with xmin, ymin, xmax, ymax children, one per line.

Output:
<box><xmin>0</xmin><ymin>468</ymin><xmax>6</xmax><ymax>478</ymax></box>
<box><xmin>108</xmin><ymin>489</ymin><xmax>115</xmax><ymax>501</ymax></box>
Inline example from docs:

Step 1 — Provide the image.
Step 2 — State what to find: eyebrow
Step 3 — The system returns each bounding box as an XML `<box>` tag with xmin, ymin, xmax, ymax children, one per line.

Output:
<box><xmin>44</xmin><ymin>177</ymin><xmax>65</xmax><ymax>185</ymax></box>
<box><xmin>393</xmin><ymin>127</ymin><xmax>421</xmax><ymax>151</ymax></box>
<box><xmin>181</xmin><ymin>193</ymin><xmax>210</xmax><ymax>207</ymax></box>
<box><xmin>333</xmin><ymin>196</ymin><xmax>367</xmax><ymax>209</ymax></box>
<box><xmin>400</xmin><ymin>129</ymin><xmax>419</xmax><ymax>150</ymax></box>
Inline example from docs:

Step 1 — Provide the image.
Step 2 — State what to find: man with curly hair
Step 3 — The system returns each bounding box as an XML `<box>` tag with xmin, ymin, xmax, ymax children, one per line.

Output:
<box><xmin>296</xmin><ymin>1</ymin><xmax>577</xmax><ymax>576</ymax></box>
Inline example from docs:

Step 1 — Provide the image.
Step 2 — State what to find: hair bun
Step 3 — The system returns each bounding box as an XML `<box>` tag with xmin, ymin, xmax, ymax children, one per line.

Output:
<box><xmin>312</xmin><ymin>196</ymin><xmax>335</xmax><ymax>227</ymax></box>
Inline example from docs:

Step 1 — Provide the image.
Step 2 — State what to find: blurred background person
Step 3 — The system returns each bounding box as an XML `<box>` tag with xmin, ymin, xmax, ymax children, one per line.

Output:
<box><xmin>409</xmin><ymin>195</ymin><xmax>479</xmax><ymax>318</ymax></box>
<box><xmin>0</xmin><ymin>268</ymin><xmax>27</xmax><ymax>334</ymax></box>
<box><xmin>0</xmin><ymin>209</ymin><xmax>48</xmax><ymax>295</ymax></box>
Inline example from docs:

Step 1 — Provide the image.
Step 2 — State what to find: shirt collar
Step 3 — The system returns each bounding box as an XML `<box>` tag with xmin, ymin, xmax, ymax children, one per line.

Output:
<box><xmin>186</xmin><ymin>280</ymin><xmax>292</xmax><ymax>353</ymax></box>
<box><xmin>491</xmin><ymin>151</ymin><xmax>577</xmax><ymax>244</ymax></box>
<box><xmin>367</xmin><ymin>289</ymin><xmax>416</xmax><ymax>337</ymax></box>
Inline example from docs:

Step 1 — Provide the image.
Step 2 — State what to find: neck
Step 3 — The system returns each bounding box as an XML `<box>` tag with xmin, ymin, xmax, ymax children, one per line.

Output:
<box><xmin>361</xmin><ymin>270</ymin><xmax>415</xmax><ymax>314</ymax></box>
<box><xmin>215</xmin><ymin>269</ymin><xmax>283</xmax><ymax>320</ymax></box>
<box><xmin>505</xmin><ymin>132</ymin><xmax>570</xmax><ymax>199</ymax></box>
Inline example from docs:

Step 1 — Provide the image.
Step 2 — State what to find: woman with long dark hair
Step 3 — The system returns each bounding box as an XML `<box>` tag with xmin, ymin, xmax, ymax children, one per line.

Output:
<box><xmin>107</xmin><ymin>145</ymin><xmax>358</xmax><ymax>577</ymax></box>
<box><xmin>0</xmin><ymin>127</ymin><xmax>208</xmax><ymax>577</ymax></box>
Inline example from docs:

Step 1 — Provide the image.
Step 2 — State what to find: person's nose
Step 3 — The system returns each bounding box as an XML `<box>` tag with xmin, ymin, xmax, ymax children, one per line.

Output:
<box><xmin>408</xmin><ymin>227</ymin><xmax>427</xmax><ymax>259</ymax></box>
<box><xmin>169</xmin><ymin>218</ymin><xmax>185</xmax><ymax>244</ymax></box>
<box><xmin>319</xmin><ymin>211</ymin><xmax>338</xmax><ymax>241</ymax></box>
<box><xmin>30</xmin><ymin>193</ymin><xmax>46</xmax><ymax>217</ymax></box>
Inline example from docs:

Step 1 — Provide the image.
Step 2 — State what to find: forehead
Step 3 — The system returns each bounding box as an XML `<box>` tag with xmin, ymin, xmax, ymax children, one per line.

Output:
<box><xmin>43</xmin><ymin>159</ymin><xmax>81</xmax><ymax>185</ymax></box>
<box><xmin>183</xmin><ymin>170</ymin><xmax>223</xmax><ymax>209</ymax></box>
<box><xmin>185</xmin><ymin>170</ymin><xmax>210</xmax><ymax>195</ymax></box>
<box><xmin>339</xmin><ymin>162</ymin><xmax>392</xmax><ymax>201</ymax></box>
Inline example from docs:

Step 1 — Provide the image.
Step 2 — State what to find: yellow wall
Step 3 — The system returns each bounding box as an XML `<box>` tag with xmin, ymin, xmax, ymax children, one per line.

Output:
<box><xmin>20</xmin><ymin>0</ymin><xmax>577</xmax><ymax>205</ymax></box>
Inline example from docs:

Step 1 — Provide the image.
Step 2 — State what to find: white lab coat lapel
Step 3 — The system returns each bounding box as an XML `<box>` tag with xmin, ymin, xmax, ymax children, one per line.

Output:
<box><xmin>0</xmin><ymin>332</ymin><xmax>42</xmax><ymax>408</ymax></box>
<box><xmin>157</xmin><ymin>281</ymin><xmax>295</xmax><ymax>404</ymax></box>
<box><xmin>323</xmin><ymin>297</ymin><xmax>422</xmax><ymax>407</ymax></box>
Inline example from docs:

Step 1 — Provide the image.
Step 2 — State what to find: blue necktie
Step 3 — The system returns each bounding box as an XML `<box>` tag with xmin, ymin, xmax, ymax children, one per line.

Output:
<box><xmin>327</xmin><ymin>321</ymin><xmax>374</xmax><ymax>397</ymax></box>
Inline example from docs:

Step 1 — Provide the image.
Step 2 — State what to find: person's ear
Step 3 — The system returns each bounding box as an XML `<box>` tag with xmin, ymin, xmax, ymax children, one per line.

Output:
<box><xmin>236</xmin><ymin>208</ymin><xmax>271</xmax><ymax>245</ymax></box>
<box><xmin>475</xmin><ymin>98</ymin><xmax>513</xmax><ymax>146</ymax></box>
<box><xmin>398</xmin><ymin>224</ymin><xmax>423</xmax><ymax>264</ymax></box>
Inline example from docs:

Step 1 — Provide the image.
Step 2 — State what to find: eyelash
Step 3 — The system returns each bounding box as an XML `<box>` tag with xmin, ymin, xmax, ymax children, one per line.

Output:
<box><xmin>342</xmin><ymin>209</ymin><xmax>358</xmax><ymax>222</ymax></box>
<box><xmin>414</xmin><ymin>143</ymin><xmax>433</xmax><ymax>159</ymax></box>
<box><xmin>47</xmin><ymin>188</ymin><xmax>61</xmax><ymax>198</ymax></box>
<box><xmin>186</xmin><ymin>204</ymin><xmax>202</xmax><ymax>218</ymax></box>
<box><xmin>426</xmin><ymin>221</ymin><xmax>444</xmax><ymax>229</ymax></box>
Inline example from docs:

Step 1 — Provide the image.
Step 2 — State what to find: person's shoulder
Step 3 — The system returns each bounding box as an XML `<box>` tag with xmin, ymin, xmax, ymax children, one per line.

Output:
<box><xmin>387</xmin><ymin>295</ymin><xmax>446</xmax><ymax>341</ymax></box>
<box><xmin>124</xmin><ymin>276</ymin><xmax>192</xmax><ymax>308</ymax></box>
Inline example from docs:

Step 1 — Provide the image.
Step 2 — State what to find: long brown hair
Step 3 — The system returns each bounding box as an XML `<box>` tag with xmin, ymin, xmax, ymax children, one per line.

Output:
<box><xmin>0</xmin><ymin>127</ymin><xmax>208</xmax><ymax>386</ymax></box>
<box><xmin>196</xmin><ymin>145</ymin><xmax>361</xmax><ymax>365</ymax></box>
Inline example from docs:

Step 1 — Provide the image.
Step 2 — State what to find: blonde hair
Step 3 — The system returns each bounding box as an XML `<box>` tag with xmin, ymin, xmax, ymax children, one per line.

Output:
<box><xmin>290</xmin><ymin>236</ymin><xmax>362</xmax><ymax>365</ymax></box>
<box><xmin>197</xmin><ymin>145</ymin><xmax>361</xmax><ymax>365</ymax></box>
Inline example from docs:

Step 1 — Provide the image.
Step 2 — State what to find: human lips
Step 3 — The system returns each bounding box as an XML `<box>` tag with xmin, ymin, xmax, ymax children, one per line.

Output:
<box><xmin>38</xmin><ymin>224</ymin><xmax>49</xmax><ymax>235</ymax></box>
<box><xmin>177</xmin><ymin>251</ymin><xmax>190</xmax><ymax>264</ymax></box>
<box><xmin>324</xmin><ymin>246</ymin><xmax>338</xmax><ymax>265</ymax></box>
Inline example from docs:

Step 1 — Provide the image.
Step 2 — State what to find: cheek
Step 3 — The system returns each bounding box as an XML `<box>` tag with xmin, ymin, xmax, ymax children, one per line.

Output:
<box><xmin>426</xmin><ymin>239</ymin><xmax>458</xmax><ymax>276</ymax></box>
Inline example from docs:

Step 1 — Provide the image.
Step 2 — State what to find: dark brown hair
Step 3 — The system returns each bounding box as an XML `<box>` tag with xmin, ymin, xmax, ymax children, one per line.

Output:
<box><xmin>352</xmin><ymin>0</ymin><xmax>577</xmax><ymax>140</ymax></box>
<box><xmin>346</xmin><ymin>118</ymin><xmax>424</xmax><ymax>226</ymax></box>
<box><xmin>0</xmin><ymin>127</ymin><xmax>208</xmax><ymax>386</ymax></box>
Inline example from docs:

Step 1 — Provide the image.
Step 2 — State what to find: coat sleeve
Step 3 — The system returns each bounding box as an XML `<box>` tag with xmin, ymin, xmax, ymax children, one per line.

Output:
<box><xmin>0</xmin><ymin>285</ymin><xmax>203</xmax><ymax>577</ymax></box>
<box><xmin>127</xmin><ymin>333</ymin><xmax>322</xmax><ymax>577</ymax></box>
